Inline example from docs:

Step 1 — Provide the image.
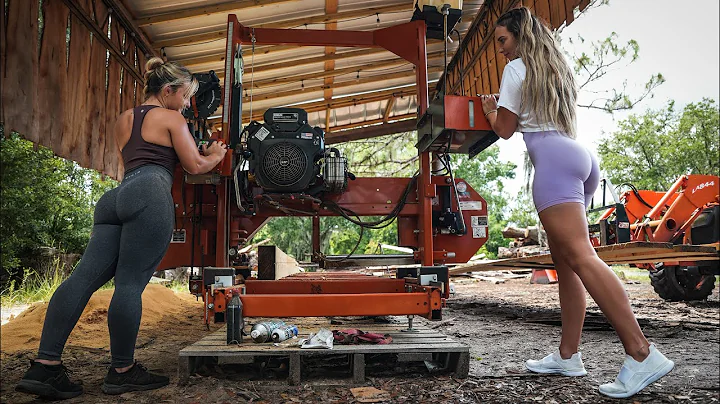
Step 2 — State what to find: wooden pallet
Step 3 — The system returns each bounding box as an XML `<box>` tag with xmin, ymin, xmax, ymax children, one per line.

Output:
<box><xmin>450</xmin><ymin>242</ymin><xmax>719</xmax><ymax>274</ymax></box>
<box><xmin>178</xmin><ymin>317</ymin><xmax>469</xmax><ymax>385</ymax></box>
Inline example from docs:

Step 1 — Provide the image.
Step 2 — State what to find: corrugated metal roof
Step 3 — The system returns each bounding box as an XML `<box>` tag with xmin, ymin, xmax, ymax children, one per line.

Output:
<box><xmin>121</xmin><ymin>0</ymin><xmax>483</xmax><ymax>136</ymax></box>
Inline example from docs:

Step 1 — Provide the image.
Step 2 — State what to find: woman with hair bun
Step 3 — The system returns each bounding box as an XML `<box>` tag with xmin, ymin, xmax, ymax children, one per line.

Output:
<box><xmin>16</xmin><ymin>57</ymin><xmax>227</xmax><ymax>399</ymax></box>
<box><xmin>480</xmin><ymin>7</ymin><xmax>674</xmax><ymax>398</ymax></box>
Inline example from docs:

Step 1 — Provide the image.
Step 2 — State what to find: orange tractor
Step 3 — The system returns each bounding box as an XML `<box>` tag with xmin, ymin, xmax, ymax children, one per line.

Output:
<box><xmin>589</xmin><ymin>174</ymin><xmax>720</xmax><ymax>301</ymax></box>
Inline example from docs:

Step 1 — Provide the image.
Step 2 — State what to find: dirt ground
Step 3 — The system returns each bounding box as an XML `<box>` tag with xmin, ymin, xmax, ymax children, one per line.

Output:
<box><xmin>1</xmin><ymin>277</ymin><xmax>718</xmax><ymax>403</ymax></box>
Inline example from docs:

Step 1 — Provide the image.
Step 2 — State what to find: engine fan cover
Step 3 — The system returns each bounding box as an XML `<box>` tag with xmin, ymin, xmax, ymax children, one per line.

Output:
<box><xmin>261</xmin><ymin>142</ymin><xmax>308</xmax><ymax>188</ymax></box>
<box><xmin>246</xmin><ymin>108</ymin><xmax>324</xmax><ymax>193</ymax></box>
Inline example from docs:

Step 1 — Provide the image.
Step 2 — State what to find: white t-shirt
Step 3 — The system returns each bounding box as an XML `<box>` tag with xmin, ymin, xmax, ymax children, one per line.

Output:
<box><xmin>496</xmin><ymin>58</ymin><xmax>557</xmax><ymax>133</ymax></box>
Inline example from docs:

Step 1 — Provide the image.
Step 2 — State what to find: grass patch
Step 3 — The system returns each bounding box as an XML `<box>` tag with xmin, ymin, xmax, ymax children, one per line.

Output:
<box><xmin>1</xmin><ymin>259</ymin><xmax>68</xmax><ymax>307</ymax></box>
<box><xmin>612</xmin><ymin>264</ymin><xmax>651</xmax><ymax>283</ymax></box>
<box><xmin>1</xmin><ymin>257</ymin><xmax>190</xmax><ymax>307</ymax></box>
<box><xmin>167</xmin><ymin>280</ymin><xmax>189</xmax><ymax>294</ymax></box>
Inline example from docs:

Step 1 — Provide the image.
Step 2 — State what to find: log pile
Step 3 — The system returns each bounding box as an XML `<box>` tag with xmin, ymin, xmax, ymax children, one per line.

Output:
<box><xmin>498</xmin><ymin>225</ymin><xmax>549</xmax><ymax>259</ymax></box>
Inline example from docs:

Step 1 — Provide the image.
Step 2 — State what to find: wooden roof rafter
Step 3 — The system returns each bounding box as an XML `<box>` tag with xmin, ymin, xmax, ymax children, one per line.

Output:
<box><xmin>152</xmin><ymin>3</ymin><xmax>413</xmax><ymax>49</ymax></box>
<box><xmin>242</xmin><ymin>66</ymin><xmax>444</xmax><ymax>104</ymax></box>
<box><xmin>136</xmin><ymin>0</ymin><xmax>301</xmax><ymax>27</ymax></box>
<box><xmin>218</xmin><ymin>50</ymin><xmax>447</xmax><ymax>85</ymax></box>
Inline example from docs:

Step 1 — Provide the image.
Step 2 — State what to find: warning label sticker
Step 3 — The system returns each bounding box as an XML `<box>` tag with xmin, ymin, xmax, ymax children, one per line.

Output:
<box><xmin>470</xmin><ymin>215</ymin><xmax>488</xmax><ymax>239</ymax></box>
<box><xmin>472</xmin><ymin>227</ymin><xmax>487</xmax><ymax>239</ymax></box>
<box><xmin>171</xmin><ymin>229</ymin><xmax>186</xmax><ymax>243</ymax></box>
<box><xmin>255</xmin><ymin>126</ymin><xmax>270</xmax><ymax>141</ymax></box>
<box><xmin>459</xmin><ymin>201</ymin><xmax>482</xmax><ymax>210</ymax></box>
<box><xmin>471</xmin><ymin>216</ymin><xmax>488</xmax><ymax>227</ymax></box>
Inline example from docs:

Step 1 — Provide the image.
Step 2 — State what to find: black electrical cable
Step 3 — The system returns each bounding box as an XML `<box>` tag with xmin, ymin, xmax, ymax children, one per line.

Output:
<box><xmin>619</xmin><ymin>183</ymin><xmax>654</xmax><ymax>209</ymax></box>
<box><xmin>324</xmin><ymin>217</ymin><xmax>366</xmax><ymax>263</ymax></box>
<box><xmin>320</xmin><ymin>173</ymin><xmax>419</xmax><ymax>230</ymax></box>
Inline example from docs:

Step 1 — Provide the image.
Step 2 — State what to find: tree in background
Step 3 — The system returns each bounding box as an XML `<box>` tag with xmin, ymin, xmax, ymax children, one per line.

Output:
<box><xmin>0</xmin><ymin>133</ymin><xmax>117</xmax><ymax>274</ymax></box>
<box><xmin>597</xmin><ymin>98</ymin><xmax>720</xmax><ymax>191</ymax></box>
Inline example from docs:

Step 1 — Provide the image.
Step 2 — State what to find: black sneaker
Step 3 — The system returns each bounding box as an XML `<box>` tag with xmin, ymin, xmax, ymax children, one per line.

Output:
<box><xmin>15</xmin><ymin>361</ymin><xmax>84</xmax><ymax>400</ymax></box>
<box><xmin>101</xmin><ymin>362</ymin><xmax>169</xmax><ymax>395</ymax></box>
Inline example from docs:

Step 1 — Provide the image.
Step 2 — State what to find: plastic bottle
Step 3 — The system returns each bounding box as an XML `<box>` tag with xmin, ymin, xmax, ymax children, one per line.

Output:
<box><xmin>226</xmin><ymin>292</ymin><xmax>243</xmax><ymax>344</ymax></box>
<box><xmin>271</xmin><ymin>325</ymin><xmax>299</xmax><ymax>343</ymax></box>
<box><xmin>250</xmin><ymin>321</ymin><xmax>286</xmax><ymax>343</ymax></box>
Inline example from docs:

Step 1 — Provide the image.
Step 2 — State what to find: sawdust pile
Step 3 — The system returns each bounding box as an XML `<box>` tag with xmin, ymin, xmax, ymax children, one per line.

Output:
<box><xmin>1</xmin><ymin>284</ymin><xmax>200</xmax><ymax>353</ymax></box>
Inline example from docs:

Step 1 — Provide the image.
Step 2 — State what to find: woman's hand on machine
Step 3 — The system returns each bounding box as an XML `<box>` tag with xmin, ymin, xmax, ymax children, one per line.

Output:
<box><xmin>480</xmin><ymin>94</ymin><xmax>498</xmax><ymax>116</ymax></box>
<box><xmin>208</xmin><ymin>140</ymin><xmax>228</xmax><ymax>156</ymax></box>
<box><xmin>202</xmin><ymin>140</ymin><xmax>228</xmax><ymax>157</ymax></box>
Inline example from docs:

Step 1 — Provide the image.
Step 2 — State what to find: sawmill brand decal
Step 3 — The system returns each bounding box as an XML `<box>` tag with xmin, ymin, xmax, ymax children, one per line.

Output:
<box><xmin>470</xmin><ymin>216</ymin><xmax>488</xmax><ymax>239</ymax></box>
<box><xmin>254</xmin><ymin>126</ymin><xmax>270</xmax><ymax>141</ymax></box>
<box><xmin>459</xmin><ymin>201</ymin><xmax>483</xmax><ymax>210</ymax></box>
<box><xmin>171</xmin><ymin>229</ymin><xmax>186</xmax><ymax>243</ymax></box>
<box><xmin>692</xmin><ymin>180</ymin><xmax>715</xmax><ymax>194</ymax></box>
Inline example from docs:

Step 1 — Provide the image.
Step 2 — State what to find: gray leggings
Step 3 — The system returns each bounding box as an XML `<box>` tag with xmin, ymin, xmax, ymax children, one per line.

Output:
<box><xmin>37</xmin><ymin>164</ymin><xmax>174</xmax><ymax>368</ymax></box>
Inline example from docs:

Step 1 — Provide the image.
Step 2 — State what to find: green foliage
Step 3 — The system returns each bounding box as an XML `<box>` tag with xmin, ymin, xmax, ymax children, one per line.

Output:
<box><xmin>507</xmin><ymin>190</ymin><xmax>538</xmax><ymax>228</ymax></box>
<box><xmin>451</xmin><ymin>145</ymin><xmax>517</xmax><ymax>257</ymax></box>
<box><xmin>597</xmin><ymin>98</ymin><xmax>720</xmax><ymax>191</ymax></box>
<box><xmin>0</xmin><ymin>132</ymin><xmax>118</xmax><ymax>272</ymax></box>
<box><xmin>0</xmin><ymin>258</ymin><xmax>67</xmax><ymax>307</ymax></box>
<box><xmin>565</xmin><ymin>32</ymin><xmax>665</xmax><ymax>112</ymax></box>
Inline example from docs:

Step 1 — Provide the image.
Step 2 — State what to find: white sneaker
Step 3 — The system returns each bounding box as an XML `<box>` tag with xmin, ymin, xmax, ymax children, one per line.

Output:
<box><xmin>599</xmin><ymin>344</ymin><xmax>674</xmax><ymax>398</ymax></box>
<box><xmin>525</xmin><ymin>350</ymin><xmax>587</xmax><ymax>376</ymax></box>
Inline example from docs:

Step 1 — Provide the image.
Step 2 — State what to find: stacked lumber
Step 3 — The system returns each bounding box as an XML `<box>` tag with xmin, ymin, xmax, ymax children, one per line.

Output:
<box><xmin>450</xmin><ymin>242</ymin><xmax>719</xmax><ymax>275</ymax></box>
<box><xmin>498</xmin><ymin>225</ymin><xmax>549</xmax><ymax>259</ymax></box>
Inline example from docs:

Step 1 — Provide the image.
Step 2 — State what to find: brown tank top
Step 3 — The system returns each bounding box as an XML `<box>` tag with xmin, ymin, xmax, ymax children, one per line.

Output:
<box><xmin>122</xmin><ymin>105</ymin><xmax>179</xmax><ymax>174</ymax></box>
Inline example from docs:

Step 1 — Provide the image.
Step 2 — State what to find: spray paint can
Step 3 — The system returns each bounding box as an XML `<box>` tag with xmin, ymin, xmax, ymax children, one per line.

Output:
<box><xmin>271</xmin><ymin>325</ymin><xmax>299</xmax><ymax>343</ymax></box>
<box><xmin>226</xmin><ymin>292</ymin><xmax>243</xmax><ymax>344</ymax></box>
<box><xmin>250</xmin><ymin>321</ymin><xmax>286</xmax><ymax>343</ymax></box>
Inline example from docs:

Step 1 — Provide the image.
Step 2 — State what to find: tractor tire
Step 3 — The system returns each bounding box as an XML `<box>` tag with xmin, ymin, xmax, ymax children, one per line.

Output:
<box><xmin>649</xmin><ymin>264</ymin><xmax>716</xmax><ymax>301</ymax></box>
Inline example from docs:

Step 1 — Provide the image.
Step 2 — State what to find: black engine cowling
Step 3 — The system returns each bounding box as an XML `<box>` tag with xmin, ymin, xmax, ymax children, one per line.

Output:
<box><xmin>245</xmin><ymin>108</ymin><xmax>325</xmax><ymax>193</ymax></box>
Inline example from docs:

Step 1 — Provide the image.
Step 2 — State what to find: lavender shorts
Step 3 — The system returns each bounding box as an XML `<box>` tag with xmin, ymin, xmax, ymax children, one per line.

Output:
<box><xmin>523</xmin><ymin>131</ymin><xmax>600</xmax><ymax>213</ymax></box>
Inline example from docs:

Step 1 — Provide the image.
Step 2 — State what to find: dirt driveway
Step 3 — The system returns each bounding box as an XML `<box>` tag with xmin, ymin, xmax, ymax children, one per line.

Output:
<box><xmin>1</xmin><ymin>277</ymin><xmax>718</xmax><ymax>403</ymax></box>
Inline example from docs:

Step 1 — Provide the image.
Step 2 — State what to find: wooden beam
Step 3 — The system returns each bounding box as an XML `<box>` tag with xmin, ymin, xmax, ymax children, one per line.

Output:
<box><xmin>102</xmin><ymin>0</ymin><xmax>160</xmax><ymax>58</ymax></box>
<box><xmin>186</xmin><ymin>47</ymin><xmax>381</xmax><ymax>72</ymax></box>
<box><xmin>242</xmin><ymin>87</ymin><xmax>421</xmax><ymax>121</ymax></box>
<box><xmin>257</xmin><ymin>245</ymin><xmax>301</xmax><ymax>280</ymax></box>
<box><xmin>62</xmin><ymin>0</ymin><xmax>143</xmax><ymax>82</ymax></box>
<box><xmin>331</xmin><ymin>113</ymin><xmax>415</xmax><ymax>132</ymax></box>
<box><xmin>383</xmin><ymin>96</ymin><xmax>396</xmax><ymax>123</ymax></box>
<box><xmin>242</xmin><ymin>66</ymin><xmax>444</xmax><ymax>104</ymax></box>
<box><xmin>153</xmin><ymin>3</ymin><xmax>412</xmax><ymax>49</ymax></box>
<box><xmin>177</xmin><ymin>45</ymin><xmax>298</xmax><ymax>68</ymax></box>
<box><xmin>243</xmin><ymin>67</ymin><xmax>443</xmax><ymax>102</ymax></box>
<box><xmin>137</xmin><ymin>0</ymin><xmax>299</xmax><ymax>27</ymax></box>
<box><xmin>220</xmin><ymin>50</ymin><xmax>446</xmax><ymax>86</ymax></box>
<box><xmin>325</xmin><ymin>119</ymin><xmax>417</xmax><ymax>144</ymax></box>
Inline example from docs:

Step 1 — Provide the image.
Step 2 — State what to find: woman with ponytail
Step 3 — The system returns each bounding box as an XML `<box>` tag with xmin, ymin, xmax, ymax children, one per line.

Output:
<box><xmin>480</xmin><ymin>7</ymin><xmax>674</xmax><ymax>398</ymax></box>
<box><xmin>16</xmin><ymin>58</ymin><xmax>227</xmax><ymax>399</ymax></box>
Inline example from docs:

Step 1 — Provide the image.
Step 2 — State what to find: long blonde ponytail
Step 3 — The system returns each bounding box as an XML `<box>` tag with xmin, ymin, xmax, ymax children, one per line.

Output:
<box><xmin>497</xmin><ymin>7</ymin><xmax>578</xmax><ymax>138</ymax></box>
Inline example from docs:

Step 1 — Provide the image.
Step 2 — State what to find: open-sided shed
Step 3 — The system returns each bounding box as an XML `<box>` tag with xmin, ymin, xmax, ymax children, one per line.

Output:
<box><xmin>1</xmin><ymin>0</ymin><xmax>591</xmax><ymax>179</ymax></box>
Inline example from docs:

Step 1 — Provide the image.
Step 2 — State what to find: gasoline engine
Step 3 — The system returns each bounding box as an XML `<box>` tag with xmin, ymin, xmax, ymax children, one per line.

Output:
<box><xmin>236</xmin><ymin>107</ymin><xmax>350</xmax><ymax>198</ymax></box>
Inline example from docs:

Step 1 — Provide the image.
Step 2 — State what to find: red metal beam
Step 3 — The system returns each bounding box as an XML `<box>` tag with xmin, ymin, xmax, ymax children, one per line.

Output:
<box><xmin>244</xmin><ymin>279</ymin><xmax>406</xmax><ymax>294</ymax></box>
<box><xmin>240</xmin><ymin>292</ymin><xmax>440</xmax><ymax>317</ymax></box>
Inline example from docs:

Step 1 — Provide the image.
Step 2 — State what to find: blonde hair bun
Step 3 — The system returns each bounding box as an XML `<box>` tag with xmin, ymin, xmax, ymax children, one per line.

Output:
<box><xmin>144</xmin><ymin>57</ymin><xmax>165</xmax><ymax>79</ymax></box>
<box><xmin>142</xmin><ymin>58</ymin><xmax>199</xmax><ymax>102</ymax></box>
